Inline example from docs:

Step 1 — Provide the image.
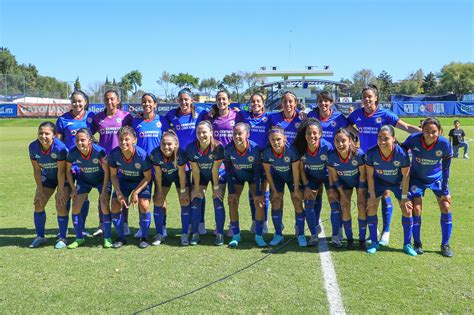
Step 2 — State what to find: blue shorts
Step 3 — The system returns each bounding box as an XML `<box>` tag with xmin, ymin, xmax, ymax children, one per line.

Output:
<box><xmin>409</xmin><ymin>176</ymin><xmax>449</xmax><ymax>199</ymax></box>
<box><xmin>198</xmin><ymin>173</ymin><xmax>226</xmax><ymax>186</ymax></box>
<box><xmin>162</xmin><ymin>172</ymin><xmax>190</xmax><ymax>188</ymax></box>
<box><xmin>112</xmin><ymin>180</ymin><xmax>152</xmax><ymax>199</ymax></box>
<box><xmin>374</xmin><ymin>181</ymin><xmax>402</xmax><ymax>200</ymax></box>
<box><xmin>41</xmin><ymin>177</ymin><xmax>70</xmax><ymax>189</ymax></box>
<box><xmin>76</xmin><ymin>179</ymin><xmax>111</xmax><ymax>195</ymax></box>
<box><xmin>307</xmin><ymin>176</ymin><xmax>331</xmax><ymax>191</ymax></box>
<box><xmin>273</xmin><ymin>175</ymin><xmax>295</xmax><ymax>193</ymax></box>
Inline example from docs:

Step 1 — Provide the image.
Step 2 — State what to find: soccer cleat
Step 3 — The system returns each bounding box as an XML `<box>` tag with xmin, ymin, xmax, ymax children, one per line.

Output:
<box><xmin>29</xmin><ymin>236</ymin><xmax>47</xmax><ymax>248</ymax></box>
<box><xmin>103</xmin><ymin>238</ymin><xmax>113</xmax><ymax>248</ymax></box>
<box><xmin>152</xmin><ymin>234</ymin><xmax>163</xmax><ymax>246</ymax></box>
<box><xmin>123</xmin><ymin>223</ymin><xmax>131</xmax><ymax>236</ymax></box>
<box><xmin>67</xmin><ymin>238</ymin><xmax>85</xmax><ymax>249</ymax></box>
<box><xmin>112</xmin><ymin>239</ymin><xmax>126</xmax><ymax>249</ymax></box>
<box><xmin>134</xmin><ymin>228</ymin><xmax>142</xmax><ymax>239</ymax></box>
<box><xmin>269</xmin><ymin>234</ymin><xmax>284</xmax><ymax>246</ymax></box>
<box><xmin>346</xmin><ymin>239</ymin><xmax>355</xmax><ymax>250</ymax></box>
<box><xmin>316</xmin><ymin>224</ymin><xmax>322</xmax><ymax>236</ymax></box>
<box><xmin>250</xmin><ymin>221</ymin><xmax>256</xmax><ymax>233</ymax></box>
<box><xmin>262</xmin><ymin>221</ymin><xmax>269</xmax><ymax>235</ymax></box>
<box><xmin>92</xmin><ymin>225</ymin><xmax>103</xmax><ymax>237</ymax></box>
<box><xmin>331</xmin><ymin>236</ymin><xmax>343</xmax><ymax>248</ymax></box>
<box><xmin>441</xmin><ymin>244</ymin><xmax>454</xmax><ymax>258</ymax></box>
<box><xmin>55</xmin><ymin>238</ymin><xmax>67</xmax><ymax>249</ymax></box>
<box><xmin>367</xmin><ymin>243</ymin><xmax>379</xmax><ymax>254</ymax></box>
<box><xmin>308</xmin><ymin>234</ymin><xmax>318</xmax><ymax>246</ymax></box>
<box><xmin>138</xmin><ymin>240</ymin><xmax>149</xmax><ymax>249</ymax></box>
<box><xmin>463</xmin><ymin>154</ymin><xmax>469</xmax><ymax>159</ymax></box>
<box><xmin>190</xmin><ymin>233</ymin><xmax>199</xmax><ymax>245</ymax></box>
<box><xmin>215</xmin><ymin>233</ymin><xmax>224</xmax><ymax>246</ymax></box>
<box><xmin>337</xmin><ymin>227</ymin><xmax>344</xmax><ymax>241</ymax></box>
<box><xmin>403</xmin><ymin>244</ymin><xmax>417</xmax><ymax>256</ymax></box>
<box><xmin>379</xmin><ymin>232</ymin><xmax>390</xmax><ymax>246</ymax></box>
<box><xmin>255</xmin><ymin>235</ymin><xmax>267</xmax><ymax>247</ymax></box>
<box><xmin>297</xmin><ymin>235</ymin><xmax>307</xmax><ymax>247</ymax></box>
<box><xmin>181</xmin><ymin>234</ymin><xmax>189</xmax><ymax>246</ymax></box>
<box><xmin>359</xmin><ymin>240</ymin><xmax>367</xmax><ymax>251</ymax></box>
<box><xmin>228</xmin><ymin>233</ymin><xmax>241</xmax><ymax>247</ymax></box>
<box><xmin>198</xmin><ymin>222</ymin><xmax>207</xmax><ymax>235</ymax></box>
<box><xmin>414</xmin><ymin>243</ymin><xmax>424</xmax><ymax>255</ymax></box>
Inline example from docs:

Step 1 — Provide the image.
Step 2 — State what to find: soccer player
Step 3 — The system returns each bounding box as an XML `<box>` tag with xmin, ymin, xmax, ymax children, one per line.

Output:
<box><xmin>448</xmin><ymin>120</ymin><xmax>469</xmax><ymax>159</ymax></box>
<box><xmin>186</xmin><ymin>120</ymin><xmax>226</xmax><ymax>246</ymax></box>
<box><xmin>365</xmin><ymin>125</ymin><xmax>415</xmax><ymax>256</ymax></box>
<box><xmin>347</xmin><ymin>84</ymin><xmax>420</xmax><ymax>245</ymax></box>
<box><xmin>327</xmin><ymin>128</ymin><xmax>367</xmax><ymax>250</ymax></box>
<box><xmin>28</xmin><ymin>122</ymin><xmax>70</xmax><ymax>249</ymax></box>
<box><xmin>149</xmin><ymin>131</ymin><xmax>190</xmax><ymax>246</ymax></box>
<box><xmin>262</xmin><ymin>126</ymin><xmax>306</xmax><ymax>247</ymax></box>
<box><xmin>294</xmin><ymin>118</ymin><xmax>334</xmax><ymax>246</ymax></box>
<box><xmin>224</xmin><ymin>123</ymin><xmax>265</xmax><ymax>247</ymax></box>
<box><xmin>402</xmin><ymin>118</ymin><xmax>454</xmax><ymax>257</ymax></box>
<box><xmin>108</xmin><ymin>126</ymin><xmax>153</xmax><ymax>249</ymax></box>
<box><xmin>268</xmin><ymin>91</ymin><xmax>305</xmax><ymax>144</ymax></box>
<box><xmin>65</xmin><ymin>128</ymin><xmax>112</xmax><ymax>248</ymax></box>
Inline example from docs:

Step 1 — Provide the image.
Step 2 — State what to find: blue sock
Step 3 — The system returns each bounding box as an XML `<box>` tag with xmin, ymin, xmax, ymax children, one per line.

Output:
<box><xmin>122</xmin><ymin>207</ymin><xmax>129</xmax><ymax>223</ymax></box>
<box><xmin>231</xmin><ymin>221</ymin><xmax>240</xmax><ymax>235</ymax></box>
<box><xmin>329</xmin><ymin>202</ymin><xmax>342</xmax><ymax>237</ymax></box>
<box><xmin>163</xmin><ymin>210</ymin><xmax>167</xmax><ymax>227</ymax></box>
<box><xmin>80</xmin><ymin>199</ymin><xmax>90</xmax><ymax>230</ymax></box>
<box><xmin>255</xmin><ymin>220</ymin><xmax>264</xmax><ymax>236</ymax></box>
<box><xmin>271</xmin><ymin>208</ymin><xmax>283</xmax><ymax>235</ymax></box>
<box><xmin>111</xmin><ymin>212</ymin><xmax>124</xmax><ymax>240</ymax></box>
<box><xmin>342</xmin><ymin>219</ymin><xmax>353</xmax><ymax>240</ymax></box>
<box><xmin>381</xmin><ymin>196</ymin><xmax>393</xmax><ymax>233</ymax></box>
<box><xmin>57</xmin><ymin>215</ymin><xmax>68</xmax><ymax>239</ymax></box>
<box><xmin>140</xmin><ymin>212</ymin><xmax>151</xmax><ymax>240</ymax></box>
<box><xmin>191</xmin><ymin>198</ymin><xmax>203</xmax><ymax>233</ymax></box>
<box><xmin>181</xmin><ymin>205</ymin><xmax>191</xmax><ymax>235</ymax></box>
<box><xmin>72</xmin><ymin>213</ymin><xmax>83</xmax><ymax>239</ymax></box>
<box><xmin>103</xmin><ymin>213</ymin><xmax>112</xmax><ymax>239</ymax></box>
<box><xmin>66</xmin><ymin>199</ymin><xmax>71</xmax><ymax>213</ymax></box>
<box><xmin>98</xmin><ymin>206</ymin><xmax>104</xmax><ymax>224</ymax></box>
<box><xmin>367</xmin><ymin>215</ymin><xmax>378</xmax><ymax>244</ymax></box>
<box><xmin>264</xmin><ymin>190</ymin><xmax>270</xmax><ymax>221</ymax></box>
<box><xmin>314</xmin><ymin>194</ymin><xmax>323</xmax><ymax>227</ymax></box>
<box><xmin>358</xmin><ymin>219</ymin><xmax>367</xmax><ymax>241</ymax></box>
<box><xmin>296</xmin><ymin>212</ymin><xmax>305</xmax><ymax>236</ymax></box>
<box><xmin>440</xmin><ymin>213</ymin><xmax>452</xmax><ymax>245</ymax></box>
<box><xmin>249</xmin><ymin>191</ymin><xmax>256</xmax><ymax>221</ymax></box>
<box><xmin>304</xmin><ymin>200</ymin><xmax>317</xmax><ymax>235</ymax></box>
<box><xmin>213</xmin><ymin>197</ymin><xmax>225</xmax><ymax>235</ymax></box>
<box><xmin>413</xmin><ymin>215</ymin><xmax>422</xmax><ymax>245</ymax></box>
<box><xmin>153</xmin><ymin>205</ymin><xmax>165</xmax><ymax>234</ymax></box>
<box><xmin>402</xmin><ymin>216</ymin><xmax>413</xmax><ymax>245</ymax></box>
<box><xmin>200</xmin><ymin>197</ymin><xmax>206</xmax><ymax>224</ymax></box>
<box><xmin>34</xmin><ymin>211</ymin><xmax>46</xmax><ymax>238</ymax></box>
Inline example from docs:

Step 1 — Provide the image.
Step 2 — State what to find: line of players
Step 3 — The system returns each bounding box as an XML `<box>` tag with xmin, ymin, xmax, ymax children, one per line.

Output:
<box><xmin>28</xmin><ymin>85</ymin><xmax>454</xmax><ymax>257</ymax></box>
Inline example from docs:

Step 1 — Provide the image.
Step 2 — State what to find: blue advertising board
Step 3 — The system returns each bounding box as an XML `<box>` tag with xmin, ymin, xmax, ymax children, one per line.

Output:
<box><xmin>0</xmin><ymin>104</ymin><xmax>18</xmax><ymax>117</ymax></box>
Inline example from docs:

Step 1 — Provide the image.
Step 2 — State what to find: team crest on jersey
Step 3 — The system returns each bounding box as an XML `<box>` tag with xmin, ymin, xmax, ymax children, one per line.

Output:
<box><xmin>51</xmin><ymin>153</ymin><xmax>57</xmax><ymax>159</ymax></box>
<box><xmin>87</xmin><ymin>117</ymin><xmax>93</xmax><ymax>124</ymax></box>
<box><xmin>330</xmin><ymin>121</ymin><xmax>337</xmax><ymax>127</ymax></box>
<box><xmin>139</xmin><ymin>132</ymin><xmax>145</xmax><ymax>138</ymax></box>
<box><xmin>93</xmin><ymin>158</ymin><xmax>99</xmax><ymax>164</ymax></box>
<box><xmin>375</xmin><ymin>117</ymin><xmax>382</xmax><ymax>124</ymax></box>
<box><xmin>351</xmin><ymin>159</ymin><xmax>358</xmax><ymax>166</ymax></box>
<box><xmin>410</xmin><ymin>185</ymin><xmax>418</xmax><ymax>193</ymax></box>
<box><xmin>262</xmin><ymin>117</ymin><xmax>268</xmax><ymax>122</ymax></box>
<box><xmin>320</xmin><ymin>154</ymin><xmax>327</xmax><ymax>161</ymax></box>
<box><xmin>156</xmin><ymin>121</ymin><xmax>162</xmax><ymax>128</ymax></box>
<box><xmin>176</xmin><ymin>125</ymin><xmax>181</xmax><ymax>130</ymax></box>
<box><xmin>415</xmin><ymin>157</ymin><xmax>422</xmax><ymax>163</ymax></box>
<box><xmin>295</xmin><ymin>122</ymin><xmax>301</xmax><ymax>128</ymax></box>
<box><xmin>209</xmin><ymin>154</ymin><xmax>214</xmax><ymax>159</ymax></box>
<box><xmin>393</xmin><ymin>161</ymin><xmax>401</xmax><ymax>167</ymax></box>
<box><xmin>337</xmin><ymin>171</ymin><xmax>344</xmax><ymax>176</ymax></box>
<box><xmin>376</xmin><ymin>169</ymin><xmax>384</xmax><ymax>174</ymax></box>
<box><xmin>135</xmin><ymin>163</ymin><xmax>141</xmax><ymax>169</ymax></box>
<box><xmin>284</xmin><ymin>156</ymin><xmax>290</xmax><ymax>162</ymax></box>
<box><xmin>71</xmin><ymin>129</ymin><xmax>77</xmax><ymax>136</ymax></box>
<box><xmin>116</xmin><ymin>118</ymin><xmax>122</xmax><ymax>123</ymax></box>
<box><xmin>300</xmin><ymin>156</ymin><xmax>306</xmax><ymax>162</ymax></box>
<box><xmin>248</xmin><ymin>156</ymin><xmax>255</xmax><ymax>162</ymax></box>
<box><xmin>230</xmin><ymin>121</ymin><xmax>235</xmax><ymax>127</ymax></box>
<box><xmin>435</xmin><ymin>150</ymin><xmax>443</xmax><ymax>157</ymax></box>
<box><xmin>41</xmin><ymin>175</ymin><xmax>46</xmax><ymax>182</ymax></box>
<box><xmin>100</xmin><ymin>129</ymin><xmax>106</xmax><ymax>135</ymax></box>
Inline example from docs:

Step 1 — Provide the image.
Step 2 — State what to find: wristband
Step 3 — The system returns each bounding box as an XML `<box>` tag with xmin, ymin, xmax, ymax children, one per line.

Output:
<box><xmin>401</xmin><ymin>194</ymin><xmax>408</xmax><ymax>199</ymax></box>
<box><xmin>213</xmin><ymin>185</ymin><xmax>219</xmax><ymax>190</ymax></box>
<box><xmin>334</xmin><ymin>180</ymin><xmax>342</xmax><ymax>189</ymax></box>
<box><xmin>180</xmin><ymin>188</ymin><xmax>186</xmax><ymax>194</ymax></box>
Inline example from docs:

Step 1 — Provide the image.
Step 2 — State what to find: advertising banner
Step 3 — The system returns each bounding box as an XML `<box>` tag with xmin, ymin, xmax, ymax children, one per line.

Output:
<box><xmin>0</xmin><ymin>104</ymin><xmax>18</xmax><ymax>117</ymax></box>
<box><xmin>17</xmin><ymin>103</ymin><xmax>70</xmax><ymax>117</ymax></box>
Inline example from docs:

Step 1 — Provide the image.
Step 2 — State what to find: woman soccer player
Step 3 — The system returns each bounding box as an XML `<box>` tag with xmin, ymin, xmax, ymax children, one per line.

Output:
<box><xmin>65</xmin><ymin>128</ymin><xmax>112</xmax><ymax>248</ymax></box>
<box><xmin>262</xmin><ymin>126</ymin><xmax>306</xmax><ymax>247</ymax></box>
<box><xmin>294</xmin><ymin>118</ymin><xmax>334</xmax><ymax>246</ymax></box>
<box><xmin>28</xmin><ymin>122</ymin><xmax>69</xmax><ymax>249</ymax></box>
<box><xmin>224</xmin><ymin>123</ymin><xmax>265</xmax><ymax>247</ymax></box>
<box><xmin>365</xmin><ymin>125</ymin><xmax>415</xmax><ymax>255</ymax></box>
<box><xmin>347</xmin><ymin>84</ymin><xmax>420</xmax><ymax>245</ymax></box>
<box><xmin>402</xmin><ymin>118</ymin><xmax>454</xmax><ymax>257</ymax></box>
<box><xmin>327</xmin><ymin>128</ymin><xmax>367</xmax><ymax>250</ymax></box>
<box><xmin>108</xmin><ymin>126</ymin><xmax>153</xmax><ymax>249</ymax></box>
<box><xmin>186</xmin><ymin>120</ymin><xmax>226</xmax><ymax>246</ymax></box>
<box><xmin>268</xmin><ymin>91</ymin><xmax>305</xmax><ymax>144</ymax></box>
<box><xmin>149</xmin><ymin>131</ymin><xmax>190</xmax><ymax>246</ymax></box>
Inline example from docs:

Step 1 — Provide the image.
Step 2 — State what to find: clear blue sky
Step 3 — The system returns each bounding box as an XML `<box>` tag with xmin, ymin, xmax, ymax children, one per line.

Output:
<box><xmin>1</xmin><ymin>0</ymin><xmax>473</xmax><ymax>97</ymax></box>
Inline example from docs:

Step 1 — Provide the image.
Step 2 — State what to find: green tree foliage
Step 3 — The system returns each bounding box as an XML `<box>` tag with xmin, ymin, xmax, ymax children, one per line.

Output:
<box><xmin>351</xmin><ymin>69</ymin><xmax>376</xmax><ymax>100</ymax></box>
<box><xmin>156</xmin><ymin>71</ymin><xmax>173</xmax><ymax>101</ymax></box>
<box><xmin>121</xmin><ymin>70</ymin><xmax>142</xmax><ymax>96</ymax></box>
<box><xmin>74</xmin><ymin>76</ymin><xmax>81</xmax><ymax>91</ymax></box>
<box><xmin>421</xmin><ymin>72</ymin><xmax>438</xmax><ymax>94</ymax></box>
<box><xmin>376</xmin><ymin>70</ymin><xmax>393</xmax><ymax>101</ymax></box>
<box><xmin>439</xmin><ymin>62</ymin><xmax>474</xmax><ymax>100</ymax></box>
<box><xmin>222</xmin><ymin>72</ymin><xmax>243</xmax><ymax>101</ymax></box>
<box><xmin>199</xmin><ymin>77</ymin><xmax>218</xmax><ymax>97</ymax></box>
<box><xmin>170</xmin><ymin>73</ymin><xmax>199</xmax><ymax>89</ymax></box>
<box><xmin>393</xmin><ymin>69</ymin><xmax>424</xmax><ymax>95</ymax></box>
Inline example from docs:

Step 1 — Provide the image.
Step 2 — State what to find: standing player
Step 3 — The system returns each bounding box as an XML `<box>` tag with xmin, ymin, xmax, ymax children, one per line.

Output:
<box><xmin>365</xmin><ymin>126</ymin><xmax>415</xmax><ymax>255</ymax></box>
<box><xmin>347</xmin><ymin>84</ymin><xmax>420</xmax><ymax>245</ymax></box>
<box><xmin>108</xmin><ymin>126</ymin><xmax>153</xmax><ymax>249</ymax></box>
<box><xmin>262</xmin><ymin>126</ymin><xmax>306</xmax><ymax>247</ymax></box>
<box><xmin>448</xmin><ymin>120</ymin><xmax>469</xmax><ymax>159</ymax></box>
<box><xmin>327</xmin><ymin>129</ymin><xmax>367</xmax><ymax>249</ymax></box>
<box><xmin>402</xmin><ymin>118</ymin><xmax>454</xmax><ymax>257</ymax></box>
<box><xmin>268</xmin><ymin>91</ymin><xmax>305</xmax><ymax>144</ymax></box>
<box><xmin>28</xmin><ymin>122</ymin><xmax>70</xmax><ymax>249</ymax></box>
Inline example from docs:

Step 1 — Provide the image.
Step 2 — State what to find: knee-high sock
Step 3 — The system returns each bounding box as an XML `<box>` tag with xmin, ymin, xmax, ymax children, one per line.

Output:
<box><xmin>402</xmin><ymin>216</ymin><xmax>413</xmax><ymax>246</ymax></box>
<box><xmin>72</xmin><ymin>213</ymin><xmax>84</xmax><ymax>240</ymax></box>
<box><xmin>440</xmin><ymin>213</ymin><xmax>452</xmax><ymax>245</ymax></box>
<box><xmin>329</xmin><ymin>202</ymin><xmax>342</xmax><ymax>237</ymax></box>
<box><xmin>213</xmin><ymin>197</ymin><xmax>225</xmax><ymax>235</ymax></box>
<box><xmin>111</xmin><ymin>212</ymin><xmax>124</xmax><ymax>240</ymax></box>
<box><xmin>381</xmin><ymin>196</ymin><xmax>393</xmax><ymax>233</ymax></box>
<box><xmin>191</xmin><ymin>198</ymin><xmax>203</xmax><ymax>234</ymax></box>
<box><xmin>342</xmin><ymin>219</ymin><xmax>353</xmax><ymax>240</ymax></box>
<box><xmin>153</xmin><ymin>205</ymin><xmax>165</xmax><ymax>234</ymax></box>
<box><xmin>140</xmin><ymin>212</ymin><xmax>151</xmax><ymax>240</ymax></box>
<box><xmin>358</xmin><ymin>218</ymin><xmax>367</xmax><ymax>241</ymax></box>
<box><xmin>181</xmin><ymin>205</ymin><xmax>191</xmax><ymax>235</ymax></box>
<box><xmin>34</xmin><ymin>211</ymin><xmax>46</xmax><ymax>238</ymax></box>
<box><xmin>271</xmin><ymin>208</ymin><xmax>283</xmax><ymax>236</ymax></box>
<box><xmin>230</xmin><ymin>221</ymin><xmax>240</xmax><ymax>235</ymax></box>
<box><xmin>264</xmin><ymin>190</ymin><xmax>270</xmax><ymax>221</ymax></box>
<box><xmin>255</xmin><ymin>220</ymin><xmax>264</xmax><ymax>236</ymax></box>
<box><xmin>412</xmin><ymin>215</ymin><xmax>422</xmax><ymax>244</ymax></box>
<box><xmin>102</xmin><ymin>213</ymin><xmax>112</xmax><ymax>239</ymax></box>
<box><xmin>57</xmin><ymin>215</ymin><xmax>69</xmax><ymax>239</ymax></box>
<box><xmin>80</xmin><ymin>199</ymin><xmax>90</xmax><ymax>230</ymax></box>
<box><xmin>314</xmin><ymin>194</ymin><xmax>323</xmax><ymax>226</ymax></box>
<box><xmin>122</xmin><ymin>207</ymin><xmax>129</xmax><ymax>224</ymax></box>
<box><xmin>367</xmin><ymin>215</ymin><xmax>378</xmax><ymax>244</ymax></box>
<box><xmin>98</xmin><ymin>203</ymin><xmax>104</xmax><ymax>224</ymax></box>
<box><xmin>304</xmin><ymin>200</ymin><xmax>317</xmax><ymax>235</ymax></box>
<box><xmin>200</xmin><ymin>196</ymin><xmax>206</xmax><ymax>224</ymax></box>
<box><xmin>249</xmin><ymin>191</ymin><xmax>256</xmax><ymax>221</ymax></box>
<box><xmin>296</xmin><ymin>212</ymin><xmax>305</xmax><ymax>236</ymax></box>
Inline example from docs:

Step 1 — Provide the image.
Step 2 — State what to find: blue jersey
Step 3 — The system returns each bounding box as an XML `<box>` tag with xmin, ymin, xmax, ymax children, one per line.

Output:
<box><xmin>240</xmin><ymin>110</ymin><xmax>270</xmax><ymax>149</ymax></box>
<box><xmin>268</xmin><ymin>111</ymin><xmax>304</xmax><ymax>144</ymax></box>
<box><xmin>108</xmin><ymin>146</ymin><xmax>152</xmax><ymax>183</ymax></box>
<box><xmin>347</xmin><ymin>107</ymin><xmax>399</xmax><ymax>153</ymax></box>
<box><xmin>307</xmin><ymin>110</ymin><xmax>349</xmax><ymax>144</ymax></box>
<box><xmin>365</xmin><ymin>144</ymin><xmax>410</xmax><ymax>186</ymax></box>
<box><xmin>327</xmin><ymin>149</ymin><xmax>365</xmax><ymax>189</ymax></box>
<box><xmin>186</xmin><ymin>141</ymin><xmax>225</xmax><ymax>179</ymax></box>
<box><xmin>261</xmin><ymin>145</ymin><xmax>299</xmax><ymax>181</ymax></box>
<box><xmin>165</xmin><ymin>108</ymin><xmax>206</xmax><ymax>150</ymax></box>
<box><xmin>301</xmin><ymin>139</ymin><xmax>333</xmax><ymax>182</ymax></box>
<box><xmin>402</xmin><ymin>133</ymin><xmax>452</xmax><ymax>183</ymax></box>
<box><xmin>56</xmin><ymin>111</ymin><xmax>95</xmax><ymax>149</ymax></box>
<box><xmin>29</xmin><ymin>138</ymin><xmax>68</xmax><ymax>182</ymax></box>
<box><xmin>149</xmin><ymin>147</ymin><xmax>187</xmax><ymax>184</ymax></box>
<box><xmin>67</xmin><ymin>144</ymin><xmax>106</xmax><ymax>186</ymax></box>
<box><xmin>132</xmin><ymin>114</ymin><xmax>169</xmax><ymax>155</ymax></box>
<box><xmin>224</xmin><ymin>141</ymin><xmax>262</xmax><ymax>183</ymax></box>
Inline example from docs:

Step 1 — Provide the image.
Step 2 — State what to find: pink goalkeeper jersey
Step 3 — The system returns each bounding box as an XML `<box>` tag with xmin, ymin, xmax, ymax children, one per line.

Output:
<box><xmin>92</xmin><ymin>109</ymin><xmax>133</xmax><ymax>154</ymax></box>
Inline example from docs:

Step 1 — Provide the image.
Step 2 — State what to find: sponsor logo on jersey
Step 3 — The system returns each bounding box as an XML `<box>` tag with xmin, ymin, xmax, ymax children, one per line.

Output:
<box><xmin>268</xmin><ymin>158</ymin><xmax>275</xmax><ymax>162</ymax></box>
<box><xmin>351</xmin><ymin>159</ymin><xmax>358</xmax><ymax>166</ymax></box>
<box><xmin>435</xmin><ymin>150</ymin><xmax>443</xmax><ymax>157</ymax></box>
<box><xmin>284</xmin><ymin>156</ymin><xmax>290</xmax><ymax>162</ymax></box>
<box><xmin>393</xmin><ymin>160</ymin><xmax>401</xmax><ymax>167</ymax></box>
<box><xmin>35</xmin><ymin>154</ymin><xmax>40</xmax><ymax>159</ymax></box>
<box><xmin>248</xmin><ymin>156</ymin><xmax>255</xmax><ymax>162</ymax></box>
<box><xmin>135</xmin><ymin>163</ymin><xmax>141</xmax><ymax>169</ymax></box>
<box><xmin>51</xmin><ymin>153</ymin><xmax>57</xmax><ymax>159</ymax></box>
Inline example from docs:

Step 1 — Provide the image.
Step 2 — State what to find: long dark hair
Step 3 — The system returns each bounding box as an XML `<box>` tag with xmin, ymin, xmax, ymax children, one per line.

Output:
<box><xmin>334</xmin><ymin>128</ymin><xmax>358</xmax><ymax>157</ymax></box>
<box><xmin>70</xmin><ymin>90</ymin><xmax>90</xmax><ymax>111</ymax></box>
<box><xmin>161</xmin><ymin>129</ymin><xmax>180</xmax><ymax>168</ymax></box>
<box><xmin>103</xmin><ymin>89</ymin><xmax>122</xmax><ymax>113</ymax></box>
<box><xmin>209</xmin><ymin>90</ymin><xmax>231</xmax><ymax>119</ymax></box>
<box><xmin>197</xmin><ymin>120</ymin><xmax>221</xmax><ymax>154</ymax></box>
<box><xmin>361</xmin><ymin>84</ymin><xmax>379</xmax><ymax>105</ymax></box>
<box><xmin>294</xmin><ymin>118</ymin><xmax>323</xmax><ymax>156</ymax></box>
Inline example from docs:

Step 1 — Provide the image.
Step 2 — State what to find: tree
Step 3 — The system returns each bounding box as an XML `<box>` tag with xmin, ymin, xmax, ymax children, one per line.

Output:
<box><xmin>74</xmin><ymin>76</ymin><xmax>81</xmax><ymax>91</ymax></box>
<box><xmin>376</xmin><ymin>70</ymin><xmax>393</xmax><ymax>101</ymax></box>
<box><xmin>439</xmin><ymin>62</ymin><xmax>474</xmax><ymax>100</ymax></box>
<box><xmin>222</xmin><ymin>72</ymin><xmax>243</xmax><ymax>101</ymax></box>
<box><xmin>156</xmin><ymin>71</ymin><xmax>173</xmax><ymax>101</ymax></box>
<box><xmin>241</xmin><ymin>72</ymin><xmax>264</xmax><ymax>97</ymax></box>
<box><xmin>199</xmin><ymin>77</ymin><xmax>218</xmax><ymax>97</ymax></box>
<box><xmin>121</xmin><ymin>70</ymin><xmax>142</xmax><ymax>95</ymax></box>
<box><xmin>169</xmin><ymin>72</ymin><xmax>199</xmax><ymax>89</ymax></box>
<box><xmin>351</xmin><ymin>69</ymin><xmax>376</xmax><ymax>100</ymax></box>
<box><xmin>421</xmin><ymin>72</ymin><xmax>438</xmax><ymax>94</ymax></box>
<box><xmin>393</xmin><ymin>69</ymin><xmax>424</xmax><ymax>95</ymax></box>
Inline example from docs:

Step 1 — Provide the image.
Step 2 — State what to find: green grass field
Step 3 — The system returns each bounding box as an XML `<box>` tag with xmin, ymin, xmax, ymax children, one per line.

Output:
<box><xmin>0</xmin><ymin>117</ymin><xmax>473</xmax><ymax>314</ymax></box>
